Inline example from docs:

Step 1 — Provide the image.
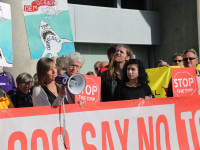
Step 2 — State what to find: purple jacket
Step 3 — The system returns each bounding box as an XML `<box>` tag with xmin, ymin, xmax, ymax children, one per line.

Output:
<box><xmin>0</xmin><ymin>71</ymin><xmax>16</xmax><ymax>95</ymax></box>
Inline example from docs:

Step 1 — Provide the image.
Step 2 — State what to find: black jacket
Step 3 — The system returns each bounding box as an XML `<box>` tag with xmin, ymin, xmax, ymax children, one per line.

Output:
<box><xmin>101</xmin><ymin>70</ymin><xmax>121</xmax><ymax>102</ymax></box>
<box><xmin>10</xmin><ymin>90</ymin><xmax>33</xmax><ymax>108</ymax></box>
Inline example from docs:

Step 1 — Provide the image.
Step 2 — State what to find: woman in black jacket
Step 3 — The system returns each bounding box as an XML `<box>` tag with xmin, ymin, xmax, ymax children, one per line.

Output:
<box><xmin>115</xmin><ymin>59</ymin><xmax>154</xmax><ymax>101</ymax></box>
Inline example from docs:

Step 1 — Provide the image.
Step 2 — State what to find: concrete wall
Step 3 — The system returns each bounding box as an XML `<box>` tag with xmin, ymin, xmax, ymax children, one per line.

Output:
<box><xmin>69</xmin><ymin>4</ymin><xmax>160</xmax><ymax>45</ymax></box>
<box><xmin>1</xmin><ymin>0</ymin><xmax>159</xmax><ymax>79</ymax></box>
<box><xmin>152</xmin><ymin>0</ymin><xmax>199</xmax><ymax>65</ymax></box>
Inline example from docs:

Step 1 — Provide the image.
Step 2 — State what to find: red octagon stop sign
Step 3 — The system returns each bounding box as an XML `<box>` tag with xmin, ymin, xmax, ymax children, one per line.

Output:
<box><xmin>171</xmin><ymin>67</ymin><xmax>198</xmax><ymax>97</ymax></box>
<box><xmin>75</xmin><ymin>75</ymin><xmax>101</xmax><ymax>103</ymax></box>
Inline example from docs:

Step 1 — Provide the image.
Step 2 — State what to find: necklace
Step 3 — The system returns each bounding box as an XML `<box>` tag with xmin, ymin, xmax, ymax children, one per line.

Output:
<box><xmin>126</xmin><ymin>81</ymin><xmax>139</xmax><ymax>87</ymax></box>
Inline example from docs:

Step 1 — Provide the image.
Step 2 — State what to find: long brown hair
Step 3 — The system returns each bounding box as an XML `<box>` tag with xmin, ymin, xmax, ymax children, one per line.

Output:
<box><xmin>37</xmin><ymin>57</ymin><xmax>54</xmax><ymax>86</ymax></box>
<box><xmin>106</xmin><ymin>44</ymin><xmax>134</xmax><ymax>80</ymax></box>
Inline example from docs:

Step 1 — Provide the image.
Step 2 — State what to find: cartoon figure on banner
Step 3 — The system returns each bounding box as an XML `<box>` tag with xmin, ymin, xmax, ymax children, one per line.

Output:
<box><xmin>0</xmin><ymin>5</ymin><xmax>6</xmax><ymax>22</ymax></box>
<box><xmin>0</xmin><ymin>3</ymin><xmax>12</xmax><ymax>67</ymax></box>
<box><xmin>40</xmin><ymin>1</ymin><xmax>63</xmax><ymax>19</ymax></box>
<box><xmin>23</xmin><ymin>0</ymin><xmax>75</xmax><ymax>60</ymax></box>
<box><xmin>0</xmin><ymin>48</ymin><xmax>11</xmax><ymax>67</ymax></box>
<box><xmin>0</xmin><ymin>6</ymin><xmax>3</xmax><ymax>16</ymax></box>
<box><xmin>40</xmin><ymin>20</ymin><xmax>72</xmax><ymax>57</ymax></box>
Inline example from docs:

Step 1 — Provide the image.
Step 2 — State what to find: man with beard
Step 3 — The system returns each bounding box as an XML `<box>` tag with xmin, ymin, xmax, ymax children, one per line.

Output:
<box><xmin>101</xmin><ymin>44</ymin><xmax>134</xmax><ymax>102</ymax></box>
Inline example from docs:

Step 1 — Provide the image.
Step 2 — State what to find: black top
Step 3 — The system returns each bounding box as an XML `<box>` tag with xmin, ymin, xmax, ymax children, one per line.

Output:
<box><xmin>115</xmin><ymin>84</ymin><xmax>154</xmax><ymax>100</ymax></box>
<box><xmin>101</xmin><ymin>70</ymin><xmax>122</xmax><ymax>102</ymax></box>
<box><xmin>41</xmin><ymin>85</ymin><xmax>68</xmax><ymax>105</ymax></box>
<box><xmin>10</xmin><ymin>90</ymin><xmax>33</xmax><ymax>108</ymax></box>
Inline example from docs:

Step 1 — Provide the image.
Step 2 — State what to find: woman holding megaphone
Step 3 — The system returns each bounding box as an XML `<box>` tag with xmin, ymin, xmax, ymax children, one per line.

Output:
<box><xmin>33</xmin><ymin>52</ymin><xmax>85</xmax><ymax>106</ymax></box>
<box><xmin>33</xmin><ymin>57</ymin><xmax>68</xmax><ymax>106</ymax></box>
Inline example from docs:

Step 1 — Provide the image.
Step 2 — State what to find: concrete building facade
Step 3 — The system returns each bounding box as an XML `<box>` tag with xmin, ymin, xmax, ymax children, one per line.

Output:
<box><xmin>153</xmin><ymin>0</ymin><xmax>199</xmax><ymax>65</ymax></box>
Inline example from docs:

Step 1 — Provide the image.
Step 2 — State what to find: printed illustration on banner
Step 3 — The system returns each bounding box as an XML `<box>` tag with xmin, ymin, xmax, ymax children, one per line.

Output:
<box><xmin>22</xmin><ymin>0</ymin><xmax>75</xmax><ymax>60</ymax></box>
<box><xmin>0</xmin><ymin>2</ymin><xmax>12</xmax><ymax>67</ymax></box>
<box><xmin>40</xmin><ymin>20</ymin><xmax>72</xmax><ymax>57</ymax></box>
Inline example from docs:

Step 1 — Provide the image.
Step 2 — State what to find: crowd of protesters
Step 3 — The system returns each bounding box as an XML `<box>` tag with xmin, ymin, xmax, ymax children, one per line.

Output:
<box><xmin>0</xmin><ymin>44</ymin><xmax>199</xmax><ymax>109</ymax></box>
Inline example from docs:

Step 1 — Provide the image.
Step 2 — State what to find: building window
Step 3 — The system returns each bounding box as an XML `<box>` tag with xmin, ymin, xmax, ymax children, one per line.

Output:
<box><xmin>121</xmin><ymin>0</ymin><xmax>146</xmax><ymax>10</ymax></box>
<box><xmin>68</xmin><ymin>0</ymin><xmax>148</xmax><ymax>10</ymax></box>
<box><xmin>68</xmin><ymin>0</ymin><xmax>115</xmax><ymax>8</ymax></box>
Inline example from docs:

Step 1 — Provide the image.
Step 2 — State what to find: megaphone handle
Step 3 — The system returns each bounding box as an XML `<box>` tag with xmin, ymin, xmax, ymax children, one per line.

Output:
<box><xmin>62</xmin><ymin>99</ymin><xmax>69</xmax><ymax>148</ymax></box>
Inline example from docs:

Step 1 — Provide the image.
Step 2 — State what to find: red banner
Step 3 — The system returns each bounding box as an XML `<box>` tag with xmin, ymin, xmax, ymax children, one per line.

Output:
<box><xmin>75</xmin><ymin>75</ymin><xmax>101</xmax><ymax>103</ymax></box>
<box><xmin>1</xmin><ymin>96</ymin><xmax>200</xmax><ymax>149</ymax></box>
<box><xmin>171</xmin><ymin>67</ymin><xmax>198</xmax><ymax>97</ymax></box>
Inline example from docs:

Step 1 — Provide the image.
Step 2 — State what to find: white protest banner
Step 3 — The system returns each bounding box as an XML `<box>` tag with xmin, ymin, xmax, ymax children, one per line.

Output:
<box><xmin>1</xmin><ymin>96</ymin><xmax>200</xmax><ymax>149</ymax></box>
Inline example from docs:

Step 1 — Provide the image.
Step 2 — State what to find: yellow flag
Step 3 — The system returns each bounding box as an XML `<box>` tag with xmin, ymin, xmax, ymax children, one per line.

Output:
<box><xmin>197</xmin><ymin>64</ymin><xmax>200</xmax><ymax>70</ymax></box>
<box><xmin>146</xmin><ymin>66</ymin><xmax>180</xmax><ymax>98</ymax></box>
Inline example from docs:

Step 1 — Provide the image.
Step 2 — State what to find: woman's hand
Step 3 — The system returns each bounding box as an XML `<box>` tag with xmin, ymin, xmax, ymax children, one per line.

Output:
<box><xmin>78</xmin><ymin>101</ymin><xmax>86</xmax><ymax>107</ymax></box>
<box><xmin>144</xmin><ymin>96</ymin><xmax>152</xmax><ymax>102</ymax></box>
<box><xmin>59</xmin><ymin>86</ymin><xmax>67</xmax><ymax>98</ymax></box>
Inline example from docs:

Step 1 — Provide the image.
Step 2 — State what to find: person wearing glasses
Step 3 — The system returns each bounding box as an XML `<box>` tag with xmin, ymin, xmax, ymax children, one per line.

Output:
<box><xmin>94</xmin><ymin>61</ymin><xmax>101</xmax><ymax>75</ymax></box>
<box><xmin>172</xmin><ymin>53</ymin><xmax>183</xmax><ymax>66</ymax></box>
<box><xmin>183</xmin><ymin>49</ymin><xmax>199</xmax><ymax>68</ymax></box>
<box><xmin>10</xmin><ymin>73</ymin><xmax>33</xmax><ymax>108</ymax></box>
<box><xmin>167</xmin><ymin>48</ymin><xmax>200</xmax><ymax>97</ymax></box>
<box><xmin>63</xmin><ymin>52</ymin><xmax>85</xmax><ymax>104</ymax></box>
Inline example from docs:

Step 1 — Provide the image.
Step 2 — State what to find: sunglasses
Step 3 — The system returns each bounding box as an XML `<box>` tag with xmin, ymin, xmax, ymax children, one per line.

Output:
<box><xmin>95</xmin><ymin>67</ymin><xmax>99</xmax><ymax>71</ymax></box>
<box><xmin>173</xmin><ymin>60</ymin><xmax>182</xmax><ymax>63</ymax></box>
<box><xmin>183</xmin><ymin>57</ymin><xmax>196</xmax><ymax>61</ymax></box>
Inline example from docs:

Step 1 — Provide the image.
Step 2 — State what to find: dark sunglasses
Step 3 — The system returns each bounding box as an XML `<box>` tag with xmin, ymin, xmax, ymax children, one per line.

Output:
<box><xmin>95</xmin><ymin>67</ymin><xmax>99</xmax><ymax>71</ymax></box>
<box><xmin>173</xmin><ymin>60</ymin><xmax>182</xmax><ymax>63</ymax></box>
<box><xmin>183</xmin><ymin>57</ymin><xmax>196</xmax><ymax>61</ymax></box>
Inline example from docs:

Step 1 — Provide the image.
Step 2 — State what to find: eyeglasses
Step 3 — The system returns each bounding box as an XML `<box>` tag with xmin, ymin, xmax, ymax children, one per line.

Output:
<box><xmin>20</xmin><ymin>82</ymin><xmax>32</xmax><ymax>86</ymax></box>
<box><xmin>183</xmin><ymin>57</ymin><xmax>196</xmax><ymax>61</ymax></box>
<box><xmin>69</xmin><ymin>64</ymin><xmax>81</xmax><ymax>69</ymax></box>
<box><xmin>173</xmin><ymin>60</ymin><xmax>182</xmax><ymax>63</ymax></box>
<box><xmin>95</xmin><ymin>67</ymin><xmax>99</xmax><ymax>71</ymax></box>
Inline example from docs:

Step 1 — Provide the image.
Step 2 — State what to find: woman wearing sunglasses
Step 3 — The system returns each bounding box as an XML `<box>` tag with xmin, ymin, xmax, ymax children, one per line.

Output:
<box><xmin>172</xmin><ymin>53</ymin><xmax>183</xmax><ymax>66</ymax></box>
